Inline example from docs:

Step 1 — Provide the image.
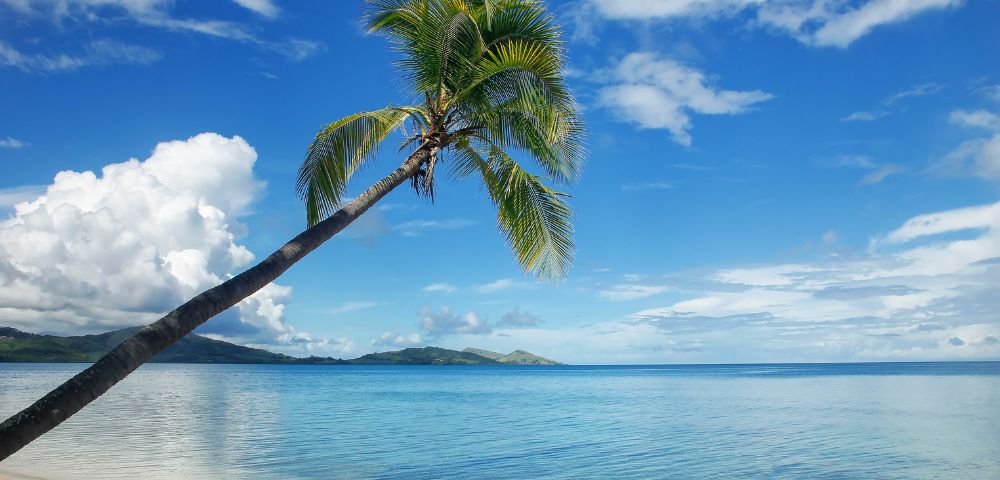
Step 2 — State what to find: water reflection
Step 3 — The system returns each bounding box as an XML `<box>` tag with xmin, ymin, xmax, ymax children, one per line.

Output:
<box><xmin>0</xmin><ymin>363</ymin><xmax>998</xmax><ymax>479</ymax></box>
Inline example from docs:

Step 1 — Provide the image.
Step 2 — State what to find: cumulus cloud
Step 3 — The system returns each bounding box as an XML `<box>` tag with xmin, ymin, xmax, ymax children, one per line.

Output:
<box><xmin>498</xmin><ymin>306</ymin><xmax>543</xmax><ymax>327</ymax></box>
<box><xmin>0</xmin><ymin>133</ymin><xmax>344</xmax><ymax>356</ymax></box>
<box><xmin>419</xmin><ymin>306</ymin><xmax>492</xmax><ymax>336</ymax></box>
<box><xmin>580</xmin><ymin>0</ymin><xmax>962</xmax><ymax>48</ymax></box>
<box><xmin>371</xmin><ymin>330</ymin><xmax>423</xmax><ymax>349</ymax></box>
<box><xmin>628</xmin><ymin>199</ymin><xmax>1000</xmax><ymax>360</ymax></box>
<box><xmin>597</xmin><ymin>52</ymin><xmax>772</xmax><ymax>146</ymax></box>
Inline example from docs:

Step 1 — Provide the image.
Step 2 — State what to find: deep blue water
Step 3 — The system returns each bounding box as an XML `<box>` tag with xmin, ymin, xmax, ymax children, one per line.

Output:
<box><xmin>1</xmin><ymin>362</ymin><xmax>999</xmax><ymax>479</ymax></box>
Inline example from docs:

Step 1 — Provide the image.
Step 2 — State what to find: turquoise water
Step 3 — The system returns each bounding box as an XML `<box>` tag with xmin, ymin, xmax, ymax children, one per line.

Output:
<box><xmin>1</xmin><ymin>362</ymin><xmax>999</xmax><ymax>479</ymax></box>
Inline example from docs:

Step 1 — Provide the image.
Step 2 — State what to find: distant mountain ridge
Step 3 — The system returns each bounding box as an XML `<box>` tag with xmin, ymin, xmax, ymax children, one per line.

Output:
<box><xmin>0</xmin><ymin>326</ymin><xmax>563</xmax><ymax>365</ymax></box>
<box><xmin>462</xmin><ymin>347</ymin><xmax>563</xmax><ymax>365</ymax></box>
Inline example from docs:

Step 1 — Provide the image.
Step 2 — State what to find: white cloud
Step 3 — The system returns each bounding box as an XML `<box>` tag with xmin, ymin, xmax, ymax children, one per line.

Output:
<box><xmin>625</xmin><ymin>199</ymin><xmax>1000</xmax><ymax>361</ymax></box>
<box><xmin>326</xmin><ymin>301</ymin><xmax>380</xmax><ymax>315</ymax></box>
<box><xmin>599</xmin><ymin>284</ymin><xmax>669</xmax><ymax>301</ymax></box>
<box><xmin>232</xmin><ymin>0</ymin><xmax>279</xmax><ymax>18</ymax></box>
<box><xmin>498</xmin><ymin>306</ymin><xmax>543</xmax><ymax>327</ymax></box>
<box><xmin>1</xmin><ymin>0</ymin><xmax>321</xmax><ymax>63</ymax></box>
<box><xmin>859</xmin><ymin>163</ymin><xmax>905</xmax><ymax>186</ymax></box>
<box><xmin>884</xmin><ymin>82</ymin><xmax>944</xmax><ymax>105</ymax></box>
<box><xmin>986</xmin><ymin>84</ymin><xmax>1000</xmax><ymax>102</ymax></box>
<box><xmin>582</xmin><ymin>0</ymin><xmax>961</xmax><ymax>48</ymax></box>
<box><xmin>475</xmin><ymin>278</ymin><xmax>531</xmax><ymax>294</ymax></box>
<box><xmin>422</xmin><ymin>283</ymin><xmax>457</xmax><ymax>293</ymax></box>
<box><xmin>419</xmin><ymin>306</ymin><xmax>492</xmax><ymax>336</ymax></box>
<box><xmin>842</xmin><ymin>110</ymin><xmax>889</xmax><ymax>122</ymax></box>
<box><xmin>0</xmin><ymin>39</ymin><xmax>160</xmax><ymax>73</ymax></box>
<box><xmin>597</xmin><ymin>52</ymin><xmax>772</xmax><ymax>146</ymax></box>
<box><xmin>825</xmin><ymin>154</ymin><xmax>904</xmax><ymax>186</ymax></box>
<box><xmin>949</xmin><ymin>110</ymin><xmax>1000</xmax><ymax>130</ymax></box>
<box><xmin>940</xmin><ymin>109</ymin><xmax>1000</xmax><ymax>183</ymax></box>
<box><xmin>394</xmin><ymin>218</ymin><xmax>477</xmax><ymax>237</ymax></box>
<box><xmin>621</xmin><ymin>181</ymin><xmax>674</xmax><ymax>192</ymax></box>
<box><xmin>0</xmin><ymin>136</ymin><xmax>29</xmax><ymax>148</ymax></box>
<box><xmin>0</xmin><ymin>133</ymin><xmax>342</xmax><ymax>355</ymax></box>
<box><xmin>822</xmin><ymin>230</ymin><xmax>839</xmax><ymax>244</ymax></box>
<box><xmin>843</xmin><ymin>83</ymin><xmax>942</xmax><ymax>122</ymax></box>
<box><xmin>371</xmin><ymin>330</ymin><xmax>423</xmax><ymax>349</ymax></box>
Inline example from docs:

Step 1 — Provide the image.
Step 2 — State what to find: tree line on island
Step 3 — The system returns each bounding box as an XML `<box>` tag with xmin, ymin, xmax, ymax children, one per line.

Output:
<box><xmin>0</xmin><ymin>326</ymin><xmax>562</xmax><ymax>365</ymax></box>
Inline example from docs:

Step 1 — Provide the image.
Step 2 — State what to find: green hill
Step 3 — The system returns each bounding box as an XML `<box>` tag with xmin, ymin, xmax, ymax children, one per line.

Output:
<box><xmin>461</xmin><ymin>347</ymin><xmax>563</xmax><ymax>365</ymax></box>
<box><xmin>0</xmin><ymin>326</ymin><xmax>565</xmax><ymax>365</ymax></box>
<box><xmin>348</xmin><ymin>347</ymin><xmax>500</xmax><ymax>365</ymax></box>
<box><xmin>461</xmin><ymin>347</ymin><xmax>505</xmax><ymax>360</ymax></box>
<box><xmin>0</xmin><ymin>326</ymin><xmax>304</xmax><ymax>364</ymax></box>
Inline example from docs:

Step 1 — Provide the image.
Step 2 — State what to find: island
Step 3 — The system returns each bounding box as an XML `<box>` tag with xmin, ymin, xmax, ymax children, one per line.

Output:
<box><xmin>0</xmin><ymin>326</ymin><xmax>563</xmax><ymax>365</ymax></box>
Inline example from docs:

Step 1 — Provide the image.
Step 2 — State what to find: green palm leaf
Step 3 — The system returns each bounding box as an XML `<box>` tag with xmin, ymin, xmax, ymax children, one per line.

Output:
<box><xmin>297</xmin><ymin>107</ymin><xmax>418</xmax><ymax>226</ymax></box>
<box><xmin>452</xmin><ymin>142</ymin><xmax>574</xmax><ymax>278</ymax></box>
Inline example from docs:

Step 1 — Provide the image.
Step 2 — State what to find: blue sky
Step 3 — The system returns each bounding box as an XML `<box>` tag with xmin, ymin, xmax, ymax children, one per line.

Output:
<box><xmin>1</xmin><ymin>0</ymin><xmax>999</xmax><ymax>364</ymax></box>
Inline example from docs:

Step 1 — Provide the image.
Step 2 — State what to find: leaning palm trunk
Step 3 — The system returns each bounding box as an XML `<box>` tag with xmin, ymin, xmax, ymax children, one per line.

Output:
<box><xmin>1</xmin><ymin>0</ymin><xmax>585</xmax><ymax>461</ymax></box>
<box><xmin>0</xmin><ymin>149</ymin><xmax>427</xmax><ymax>460</ymax></box>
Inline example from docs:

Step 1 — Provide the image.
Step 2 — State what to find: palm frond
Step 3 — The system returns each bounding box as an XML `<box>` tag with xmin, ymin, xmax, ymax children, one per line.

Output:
<box><xmin>453</xmin><ymin>142</ymin><xmax>574</xmax><ymax>278</ymax></box>
<box><xmin>297</xmin><ymin>107</ymin><xmax>418</xmax><ymax>226</ymax></box>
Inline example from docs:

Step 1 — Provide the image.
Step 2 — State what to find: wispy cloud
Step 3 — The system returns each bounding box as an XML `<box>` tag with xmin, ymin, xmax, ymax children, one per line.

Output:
<box><xmin>0</xmin><ymin>0</ymin><xmax>322</xmax><ymax>66</ymax></box>
<box><xmin>824</xmin><ymin>154</ymin><xmax>905</xmax><ymax>186</ymax></box>
<box><xmin>621</xmin><ymin>181</ymin><xmax>674</xmax><ymax>192</ymax></box>
<box><xmin>394</xmin><ymin>218</ymin><xmax>478</xmax><ymax>237</ymax></box>
<box><xmin>326</xmin><ymin>301</ymin><xmax>381</xmax><ymax>315</ymax></box>
<box><xmin>232</xmin><ymin>0</ymin><xmax>280</xmax><ymax>18</ymax></box>
<box><xmin>859</xmin><ymin>164</ymin><xmax>906</xmax><ymax>186</ymax></box>
<box><xmin>624</xmin><ymin>200</ymin><xmax>1000</xmax><ymax>360</ymax></box>
<box><xmin>0</xmin><ymin>39</ymin><xmax>160</xmax><ymax>73</ymax></box>
<box><xmin>935</xmin><ymin>109</ymin><xmax>1000</xmax><ymax>184</ymax></box>
<box><xmin>423</xmin><ymin>283</ymin><xmax>458</xmax><ymax>293</ymax></box>
<box><xmin>476</xmin><ymin>278</ymin><xmax>532</xmax><ymax>294</ymax></box>
<box><xmin>576</xmin><ymin>0</ymin><xmax>962</xmax><ymax>48</ymax></box>
<box><xmin>0</xmin><ymin>137</ymin><xmax>29</xmax><ymax>149</ymax></box>
<box><xmin>843</xmin><ymin>83</ymin><xmax>943</xmax><ymax>122</ymax></box>
<box><xmin>599</xmin><ymin>284</ymin><xmax>669</xmax><ymax>301</ymax></box>
<box><xmin>841</xmin><ymin>110</ymin><xmax>890</xmax><ymax>122</ymax></box>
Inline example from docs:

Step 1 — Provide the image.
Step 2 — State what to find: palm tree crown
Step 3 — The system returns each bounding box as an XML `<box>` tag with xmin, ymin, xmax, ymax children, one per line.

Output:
<box><xmin>297</xmin><ymin>0</ymin><xmax>585</xmax><ymax>278</ymax></box>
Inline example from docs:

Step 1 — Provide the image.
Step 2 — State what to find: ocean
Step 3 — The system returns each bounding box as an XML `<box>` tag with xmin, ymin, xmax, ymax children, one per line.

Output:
<box><xmin>1</xmin><ymin>362</ymin><xmax>998</xmax><ymax>479</ymax></box>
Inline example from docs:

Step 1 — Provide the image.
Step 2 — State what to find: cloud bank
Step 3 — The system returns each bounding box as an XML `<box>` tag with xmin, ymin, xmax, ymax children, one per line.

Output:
<box><xmin>0</xmin><ymin>133</ymin><xmax>348</xmax><ymax>355</ymax></box>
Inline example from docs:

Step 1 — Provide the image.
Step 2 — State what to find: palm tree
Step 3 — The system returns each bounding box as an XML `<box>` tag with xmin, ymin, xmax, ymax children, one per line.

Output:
<box><xmin>0</xmin><ymin>0</ymin><xmax>584</xmax><ymax>460</ymax></box>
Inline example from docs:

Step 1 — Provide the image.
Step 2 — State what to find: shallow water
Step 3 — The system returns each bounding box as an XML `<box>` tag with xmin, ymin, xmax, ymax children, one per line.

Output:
<box><xmin>1</xmin><ymin>362</ymin><xmax>999</xmax><ymax>479</ymax></box>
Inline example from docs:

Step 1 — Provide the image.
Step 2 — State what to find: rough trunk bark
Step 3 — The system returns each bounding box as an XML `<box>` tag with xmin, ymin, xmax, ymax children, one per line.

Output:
<box><xmin>0</xmin><ymin>149</ymin><xmax>428</xmax><ymax>461</ymax></box>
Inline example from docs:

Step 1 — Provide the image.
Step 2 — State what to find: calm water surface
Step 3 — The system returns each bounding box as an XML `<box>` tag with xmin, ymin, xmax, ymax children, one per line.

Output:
<box><xmin>1</xmin><ymin>362</ymin><xmax>998</xmax><ymax>479</ymax></box>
